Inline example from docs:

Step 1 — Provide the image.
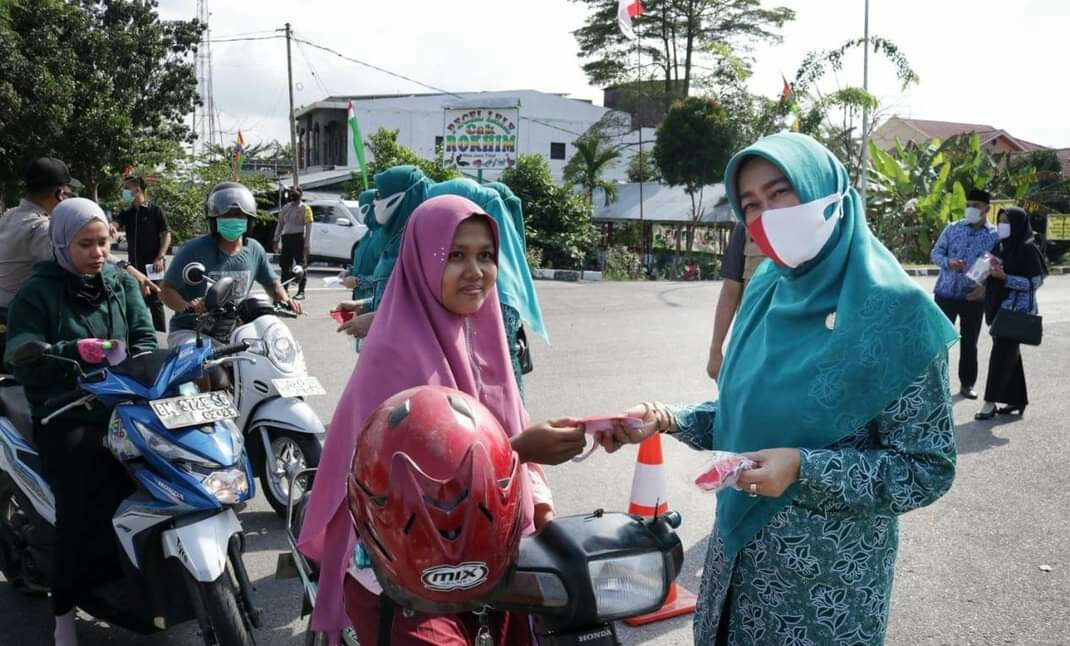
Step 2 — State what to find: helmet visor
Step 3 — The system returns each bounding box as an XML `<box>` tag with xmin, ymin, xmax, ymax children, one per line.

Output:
<box><xmin>207</xmin><ymin>186</ymin><xmax>257</xmax><ymax>218</ymax></box>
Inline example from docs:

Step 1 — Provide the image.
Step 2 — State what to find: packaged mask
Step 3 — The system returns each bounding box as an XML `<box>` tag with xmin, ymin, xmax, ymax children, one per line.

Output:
<box><xmin>694</xmin><ymin>451</ymin><xmax>756</xmax><ymax>493</ymax></box>
<box><xmin>966</xmin><ymin>253</ymin><xmax>999</xmax><ymax>285</ymax></box>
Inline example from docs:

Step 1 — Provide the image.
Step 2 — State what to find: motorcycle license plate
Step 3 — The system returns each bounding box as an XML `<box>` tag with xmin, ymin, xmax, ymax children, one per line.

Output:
<box><xmin>272</xmin><ymin>376</ymin><xmax>326</xmax><ymax>398</ymax></box>
<box><xmin>150</xmin><ymin>392</ymin><xmax>239</xmax><ymax>429</ymax></box>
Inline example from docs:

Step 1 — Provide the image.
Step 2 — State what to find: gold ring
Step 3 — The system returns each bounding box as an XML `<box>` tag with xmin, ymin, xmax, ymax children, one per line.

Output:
<box><xmin>749</xmin><ymin>483</ymin><xmax>758</xmax><ymax>497</ymax></box>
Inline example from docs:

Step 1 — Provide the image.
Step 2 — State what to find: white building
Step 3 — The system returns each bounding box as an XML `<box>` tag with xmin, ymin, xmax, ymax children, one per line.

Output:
<box><xmin>285</xmin><ymin>89</ymin><xmax>650</xmax><ymax>194</ymax></box>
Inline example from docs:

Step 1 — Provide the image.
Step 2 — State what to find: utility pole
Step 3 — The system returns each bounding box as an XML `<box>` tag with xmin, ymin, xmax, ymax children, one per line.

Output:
<box><xmin>284</xmin><ymin>22</ymin><xmax>300</xmax><ymax>188</ymax></box>
<box><xmin>860</xmin><ymin>0</ymin><xmax>870</xmax><ymax>212</ymax></box>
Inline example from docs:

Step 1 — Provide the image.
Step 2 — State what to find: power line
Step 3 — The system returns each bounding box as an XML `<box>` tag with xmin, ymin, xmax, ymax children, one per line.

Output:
<box><xmin>293</xmin><ymin>33</ymin><xmax>331</xmax><ymax>98</ymax></box>
<box><xmin>209</xmin><ymin>35</ymin><xmax>284</xmax><ymax>44</ymax></box>
<box><xmin>290</xmin><ymin>35</ymin><xmax>589</xmax><ymax>140</ymax></box>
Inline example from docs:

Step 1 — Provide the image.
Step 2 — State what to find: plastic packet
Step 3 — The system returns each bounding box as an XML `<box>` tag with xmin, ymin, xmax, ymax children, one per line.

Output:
<box><xmin>330</xmin><ymin>308</ymin><xmax>354</xmax><ymax>324</ymax></box>
<box><xmin>693</xmin><ymin>451</ymin><xmax>756</xmax><ymax>493</ymax></box>
<box><xmin>572</xmin><ymin>416</ymin><xmax>643</xmax><ymax>463</ymax></box>
<box><xmin>966</xmin><ymin>253</ymin><xmax>996</xmax><ymax>285</ymax></box>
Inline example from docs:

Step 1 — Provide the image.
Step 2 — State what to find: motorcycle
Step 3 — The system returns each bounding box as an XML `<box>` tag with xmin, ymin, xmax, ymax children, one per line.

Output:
<box><xmin>181</xmin><ymin>262</ymin><xmax>326</xmax><ymax>517</ymax></box>
<box><xmin>278</xmin><ymin>477</ymin><xmax>685</xmax><ymax>646</ymax></box>
<box><xmin>0</xmin><ymin>278</ymin><xmax>260</xmax><ymax>645</ymax></box>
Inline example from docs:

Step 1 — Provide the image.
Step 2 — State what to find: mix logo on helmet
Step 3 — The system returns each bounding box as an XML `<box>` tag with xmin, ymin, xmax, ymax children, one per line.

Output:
<box><xmin>420</xmin><ymin>562</ymin><xmax>489</xmax><ymax>592</ymax></box>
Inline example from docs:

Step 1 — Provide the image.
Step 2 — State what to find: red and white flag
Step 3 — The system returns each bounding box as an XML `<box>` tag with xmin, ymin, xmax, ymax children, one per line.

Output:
<box><xmin>618</xmin><ymin>0</ymin><xmax>644</xmax><ymax>40</ymax></box>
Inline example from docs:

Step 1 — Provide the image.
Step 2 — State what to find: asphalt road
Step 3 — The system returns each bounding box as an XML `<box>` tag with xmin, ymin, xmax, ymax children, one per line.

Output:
<box><xmin>2</xmin><ymin>274</ymin><xmax>1068</xmax><ymax>645</ymax></box>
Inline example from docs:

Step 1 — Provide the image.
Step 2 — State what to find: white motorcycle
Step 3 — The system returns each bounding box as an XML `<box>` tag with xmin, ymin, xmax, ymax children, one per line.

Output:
<box><xmin>182</xmin><ymin>263</ymin><xmax>326</xmax><ymax>517</ymax></box>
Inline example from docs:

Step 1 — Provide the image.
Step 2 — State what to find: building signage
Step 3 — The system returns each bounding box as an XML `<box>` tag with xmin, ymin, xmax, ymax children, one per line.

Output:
<box><xmin>443</xmin><ymin>108</ymin><xmax>519</xmax><ymax>170</ymax></box>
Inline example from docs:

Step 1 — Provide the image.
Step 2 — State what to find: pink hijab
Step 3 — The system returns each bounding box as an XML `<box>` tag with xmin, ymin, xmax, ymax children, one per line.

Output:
<box><xmin>298</xmin><ymin>195</ymin><xmax>536</xmax><ymax>638</ymax></box>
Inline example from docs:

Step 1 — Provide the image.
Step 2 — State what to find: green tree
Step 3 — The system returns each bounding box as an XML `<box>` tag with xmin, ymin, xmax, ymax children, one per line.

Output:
<box><xmin>563</xmin><ymin>134</ymin><xmax>622</xmax><ymax>205</ymax></box>
<box><xmin>343</xmin><ymin>128</ymin><xmax>461</xmax><ymax>197</ymax></box>
<box><xmin>653</xmin><ymin>97</ymin><xmax>736</xmax><ymax>260</ymax></box>
<box><xmin>0</xmin><ymin>0</ymin><xmax>202</xmax><ymax>202</ymax></box>
<box><xmin>501</xmin><ymin>154</ymin><xmax>595</xmax><ymax>270</ymax></box>
<box><xmin>572</xmin><ymin>0</ymin><xmax>795</xmax><ymax>104</ymax></box>
<box><xmin>627</xmin><ymin>148</ymin><xmax>662</xmax><ymax>183</ymax></box>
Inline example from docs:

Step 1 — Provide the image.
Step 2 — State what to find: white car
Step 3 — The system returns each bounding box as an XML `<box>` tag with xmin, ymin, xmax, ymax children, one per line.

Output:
<box><xmin>305</xmin><ymin>200</ymin><xmax>368</xmax><ymax>266</ymax></box>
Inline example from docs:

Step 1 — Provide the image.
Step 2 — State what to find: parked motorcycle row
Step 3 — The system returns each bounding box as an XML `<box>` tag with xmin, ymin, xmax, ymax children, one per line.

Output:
<box><xmin>0</xmin><ymin>264</ymin><xmax>686</xmax><ymax>646</ymax></box>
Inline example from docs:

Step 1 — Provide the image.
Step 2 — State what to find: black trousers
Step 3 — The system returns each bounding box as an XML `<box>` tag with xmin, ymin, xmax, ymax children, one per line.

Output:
<box><xmin>34</xmin><ymin>418</ymin><xmax>132</xmax><ymax>615</ymax></box>
<box><xmin>280</xmin><ymin>233</ymin><xmax>307</xmax><ymax>293</ymax></box>
<box><xmin>936</xmin><ymin>296</ymin><xmax>985</xmax><ymax>389</ymax></box>
<box><xmin>144</xmin><ymin>293</ymin><xmax>166</xmax><ymax>333</ymax></box>
<box><xmin>983</xmin><ymin>337</ymin><xmax>1028</xmax><ymax>407</ymax></box>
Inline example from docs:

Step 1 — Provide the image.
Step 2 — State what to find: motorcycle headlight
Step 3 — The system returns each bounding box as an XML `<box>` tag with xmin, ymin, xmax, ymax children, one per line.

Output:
<box><xmin>133</xmin><ymin>420</ymin><xmax>223</xmax><ymax>469</ymax></box>
<box><xmin>264</xmin><ymin>326</ymin><xmax>297</xmax><ymax>371</ymax></box>
<box><xmin>588</xmin><ymin>552</ymin><xmax>667</xmax><ymax>621</ymax></box>
<box><xmin>107</xmin><ymin>411</ymin><xmax>142</xmax><ymax>461</ymax></box>
<box><xmin>203</xmin><ymin>468</ymin><xmax>249</xmax><ymax>504</ymax></box>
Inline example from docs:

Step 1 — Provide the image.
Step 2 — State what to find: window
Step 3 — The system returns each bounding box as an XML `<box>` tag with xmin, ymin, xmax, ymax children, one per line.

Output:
<box><xmin>311</xmin><ymin>205</ymin><xmax>343</xmax><ymax>225</ymax></box>
<box><xmin>550</xmin><ymin>142</ymin><xmax>566</xmax><ymax>160</ymax></box>
<box><xmin>435</xmin><ymin>136</ymin><xmax>444</xmax><ymax>150</ymax></box>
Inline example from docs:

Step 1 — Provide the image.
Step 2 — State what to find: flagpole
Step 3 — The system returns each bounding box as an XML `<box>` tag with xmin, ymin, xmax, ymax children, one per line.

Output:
<box><xmin>636</xmin><ymin>17</ymin><xmax>646</xmax><ymax>266</ymax></box>
<box><xmin>859</xmin><ymin>0</ymin><xmax>870</xmax><ymax>212</ymax></box>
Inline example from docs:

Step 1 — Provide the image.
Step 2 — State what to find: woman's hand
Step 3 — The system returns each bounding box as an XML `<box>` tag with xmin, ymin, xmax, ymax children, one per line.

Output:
<box><xmin>990</xmin><ymin>265</ymin><xmax>1007</xmax><ymax>280</ymax></box>
<box><xmin>342</xmin><ymin>275</ymin><xmax>359</xmax><ymax>290</ymax></box>
<box><xmin>598</xmin><ymin>402</ymin><xmax>669</xmax><ymax>453</ymax></box>
<box><xmin>533</xmin><ymin>503</ymin><xmax>554</xmax><ymax>531</ymax></box>
<box><xmin>511</xmin><ymin>418</ymin><xmax>586</xmax><ymax>465</ymax></box>
<box><xmin>735</xmin><ymin>448</ymin><xmax>801</xmax><ymax>498</ymax></box>
<box><xmin>339</xmin><ymin>311</ymin><xmax>374</xmax><ymax>337</ymax></box>
<box><xmin>336</xmin><ymin>300</ymin><xmax>364</xmax><ymax>314</ymax></box>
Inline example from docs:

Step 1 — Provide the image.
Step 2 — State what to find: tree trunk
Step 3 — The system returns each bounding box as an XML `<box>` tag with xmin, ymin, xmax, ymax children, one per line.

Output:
<box><xmin>682</xmin><ymin>0</ymin><xmax>696</xmax><ymax>97</ymax></box>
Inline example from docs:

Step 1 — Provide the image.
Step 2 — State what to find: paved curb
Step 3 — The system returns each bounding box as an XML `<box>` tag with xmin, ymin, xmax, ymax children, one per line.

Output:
<box><xmin>532</xmin><ymin>268</ymin><xmax>603</xmax><ymax>283</ymax></box>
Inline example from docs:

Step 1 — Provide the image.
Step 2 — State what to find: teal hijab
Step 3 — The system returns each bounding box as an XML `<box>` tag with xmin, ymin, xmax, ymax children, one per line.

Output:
<box><xmin>484</xmin><ymin>181</ymin><xmax>526</xmax><ymax>253</ymax></box>
<box><xmin>427</xmin><ymin>178</ymin><xmax>548</xmax><ymax>341</ymax></box>
<box><xmin>714</xmin><ymin>133</ymin><xmax>957</xmax><ymax>558</ymax></box>
<box><xmin>369</xmin><ymin>166</ymin><xmax>432</xmax><ymax>310</ymax></box>
<box><xmin>350</xmin><ymin>189</ymin><xmax>381</xmax><ymax>300</ymax></box>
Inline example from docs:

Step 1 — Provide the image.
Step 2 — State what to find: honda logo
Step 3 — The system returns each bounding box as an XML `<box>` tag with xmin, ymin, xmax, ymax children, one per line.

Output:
<box><xmin>420</xmin><ymin>562</ymin><xmax>489</xmax><ymax>592</ymax></box>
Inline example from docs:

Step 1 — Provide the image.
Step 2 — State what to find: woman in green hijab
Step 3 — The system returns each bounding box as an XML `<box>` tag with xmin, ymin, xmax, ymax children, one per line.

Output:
<box><xmin>605</xmin><ymin>133</ymin><xmax>959</xmax><ymax>645</ymax></box>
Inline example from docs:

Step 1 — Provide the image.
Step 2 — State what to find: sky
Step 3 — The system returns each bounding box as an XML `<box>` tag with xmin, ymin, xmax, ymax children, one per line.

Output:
<box><xmin>157</xmin><ymin>0</ymin><xmax>1070</xmax><ymax>151</ymax></box>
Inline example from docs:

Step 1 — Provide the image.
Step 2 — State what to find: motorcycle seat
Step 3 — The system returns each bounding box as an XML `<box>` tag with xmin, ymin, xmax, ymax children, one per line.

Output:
<box><xmin>109</xmin><ymin>349</ymin><xmax>174</xmax><ymax>388</ymax></box>
<box><xmin>0</xmin><ymin>380</ymin><xmax>35</xmax><ymax>444</ymax></box>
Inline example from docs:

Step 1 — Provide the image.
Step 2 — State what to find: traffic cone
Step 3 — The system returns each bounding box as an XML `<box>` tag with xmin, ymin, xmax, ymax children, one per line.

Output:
<box><xmin>624</xmin><ymin>433</ymin><xmax>697</xmax><ymax>627</ymax></box>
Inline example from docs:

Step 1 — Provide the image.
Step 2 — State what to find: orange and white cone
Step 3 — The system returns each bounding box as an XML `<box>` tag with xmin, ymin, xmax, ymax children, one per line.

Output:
<box><xmin>624</xmin><ymin>432</ymin><xmax>697</xmax><ymax>626</ymax></box>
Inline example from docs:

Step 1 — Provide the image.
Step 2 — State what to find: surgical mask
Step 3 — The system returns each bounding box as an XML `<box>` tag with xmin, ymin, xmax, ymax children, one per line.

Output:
<box><xmin>373</xmin><ymin>191</ymin><xmax>406</xmax><ymax>224</ymax></box>
<box><xmin>216</xmin><ymin>218</ymin><xmax>248</xmax><ymax>241</ymax></box>
<box><xmin>965</xmin><ymin>207</ymin><xmax>982</xmax><ymax>224</ymax></box>
<box><xmin>998</xmin><ymin>222</ymin><xmax>1012</xmax><ymax>239</ymax></box>
<box><xmin>121</xmin><ymin>189</ymin><xmax>134</xmax><ymax>206</ymax></box>
<box><xmin>747</xmin><ymin>189</ymin><xmax>848</xmax><ymax>269</ymax></box>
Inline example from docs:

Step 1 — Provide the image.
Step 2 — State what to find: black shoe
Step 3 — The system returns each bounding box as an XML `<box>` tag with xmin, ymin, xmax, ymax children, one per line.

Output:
<box><xmin>975</xmin><ymin>408</ymin><xmax>997</xmax><ymax>421</ymax></box>
<box><xmin>996</xmin><ymin>405</ymin><xmax>1026</xmax><ymax>416</ymax></box>
<box><xmin>960</xmin><ymin>386</ymin><xmax>978</xmax><ymax>400</ymax></box>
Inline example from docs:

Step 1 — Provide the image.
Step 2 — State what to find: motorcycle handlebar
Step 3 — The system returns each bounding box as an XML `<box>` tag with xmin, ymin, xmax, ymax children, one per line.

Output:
<box><xmin>212</xmin><ymin>341</ymin><xmax>249</xmax><ymax>359</ymax></box>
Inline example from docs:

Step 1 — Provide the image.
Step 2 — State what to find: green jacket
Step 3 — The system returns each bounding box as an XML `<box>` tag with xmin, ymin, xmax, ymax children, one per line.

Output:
<box><xmin>3</xmin><ymin>261</ymin><xmax>157</xmax><ymax>423</ymax></box>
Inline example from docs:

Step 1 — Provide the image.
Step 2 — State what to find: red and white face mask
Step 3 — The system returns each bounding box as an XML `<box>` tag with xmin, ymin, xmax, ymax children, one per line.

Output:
<box><xmin>747</xmin><ymin>189</ymin><xmax>848</xmax><ymax>268</ymax></box>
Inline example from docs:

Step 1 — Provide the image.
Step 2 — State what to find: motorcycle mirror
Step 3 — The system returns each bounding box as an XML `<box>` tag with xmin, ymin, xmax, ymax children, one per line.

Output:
<box><xmin>183</xmin><ymin>262</ymin><xmax>207</xmax><ymax>286</ymax></box>
<box><xmin>205</xmin><ymin>276</ymin><xmax>238</xmax><ymax>310</ymax></box>
<box><xmin>11</xmin><ymin>340</ymin><xmax>51</xmax><ymax>366</ymax></box>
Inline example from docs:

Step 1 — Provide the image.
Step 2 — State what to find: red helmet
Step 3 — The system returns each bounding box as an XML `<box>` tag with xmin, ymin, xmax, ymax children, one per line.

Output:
<box><xmin>347</xmin><ymin>386</ymin><xmax>524</xmax><ymax>613</ymax></box>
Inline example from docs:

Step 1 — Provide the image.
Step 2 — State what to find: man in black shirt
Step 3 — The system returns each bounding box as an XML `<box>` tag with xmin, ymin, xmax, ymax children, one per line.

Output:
<box><xmin>116</xmin><ymin>176</ymin><xmax>171</xmax><ymax>332</ymax></box>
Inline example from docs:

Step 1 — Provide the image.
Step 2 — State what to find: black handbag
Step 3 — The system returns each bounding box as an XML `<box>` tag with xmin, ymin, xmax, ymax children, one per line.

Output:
<box><xmin>516</xmin><ymin>325</ymin><xmax>534</xmax><ymax>374</ymax></box>
<box><xmin>989</xmin><ymin>290</ymin><xmax>1043</xmax><ymax>346</ymax></box>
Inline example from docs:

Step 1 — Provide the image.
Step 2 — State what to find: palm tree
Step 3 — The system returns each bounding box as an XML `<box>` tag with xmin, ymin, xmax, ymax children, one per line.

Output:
<box><xmin>563</xmin><ymin>134</ymin><xmax>622</xmax><ymax>206</ymax></box>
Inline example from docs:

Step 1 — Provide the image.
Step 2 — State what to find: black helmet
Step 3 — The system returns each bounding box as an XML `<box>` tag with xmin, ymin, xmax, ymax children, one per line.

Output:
<box><xmin>206</xmin><ymin>182</ymin><xmax>257</xmax><ymax>219</ymax></box>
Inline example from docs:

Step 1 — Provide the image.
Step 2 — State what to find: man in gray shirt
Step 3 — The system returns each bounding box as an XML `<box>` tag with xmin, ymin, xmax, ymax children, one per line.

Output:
<box><xmin>274</xmin><ymin>186</ymin><xmax>313</xmax><ymax>299</ymax></box>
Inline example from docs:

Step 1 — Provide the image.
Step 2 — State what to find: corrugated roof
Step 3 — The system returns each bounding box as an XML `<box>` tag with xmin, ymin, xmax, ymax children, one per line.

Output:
<box><xmin>891</xmin><ymin>117</ymin><xmax>1048</xmax><ymax>152</ymax></box>
<box><xmin>592</xmin><ymin>183</ymin><xmax>734</xmax><ymax>224</ymax></box>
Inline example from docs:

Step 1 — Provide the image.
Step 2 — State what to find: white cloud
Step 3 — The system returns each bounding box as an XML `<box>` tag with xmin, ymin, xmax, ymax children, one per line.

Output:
<box><xmin>159</xmin><ymin>0</ymin><xmax>1069</xmax><ymax>149</ymax></box>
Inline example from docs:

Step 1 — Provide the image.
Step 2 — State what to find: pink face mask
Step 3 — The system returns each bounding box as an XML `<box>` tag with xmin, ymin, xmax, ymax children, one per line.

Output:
<box><xmin>747</xmin><ymin>190</ymin><xmax>848</xmax><ymax>268</ymax></box>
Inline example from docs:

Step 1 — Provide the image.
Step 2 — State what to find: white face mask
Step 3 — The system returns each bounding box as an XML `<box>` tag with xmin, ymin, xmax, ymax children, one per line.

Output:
<box><xmin>998</xmin><ymin>222</ymin><xmax>1012</xmax><ymax>239</ymax></box>
<box><xmin>373</xmin><ymin>191</ymin><xmax>406</xmax><ymax>224</ymax></box>
<box><xmin>747</xmin><ymin>190</ymin><xmax>848</xmax><ymax>269</ymax></box>
<box><xmin>964</xmin><ymin>207</ymin><xmax>982</xmax><ymax>224</ymax></box>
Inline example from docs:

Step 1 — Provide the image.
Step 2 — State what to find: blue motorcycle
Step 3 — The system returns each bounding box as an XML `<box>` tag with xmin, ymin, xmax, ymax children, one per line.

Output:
<box><xmin>0</xmin><ymin>283</ymin><xmax>261</xmax><ymax>645</ymax></box>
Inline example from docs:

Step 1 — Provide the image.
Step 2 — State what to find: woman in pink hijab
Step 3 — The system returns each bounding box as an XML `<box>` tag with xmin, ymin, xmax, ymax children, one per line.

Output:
<box><xmin>299</xmin><ymin>195</ymin><xmax>585</xmax><ymax>644</ymax></box>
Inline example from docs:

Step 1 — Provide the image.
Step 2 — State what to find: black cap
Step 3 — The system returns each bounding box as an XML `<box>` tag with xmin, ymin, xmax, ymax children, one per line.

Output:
<box><xmin>966</xmin><ymin>188</ymin><xmax>991</xmax><ymax>204</ymax></box>
<box><xmin>25</xmin><ymin>157</ymin><xmax>82</xmax><ymax>192</ymax></box>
